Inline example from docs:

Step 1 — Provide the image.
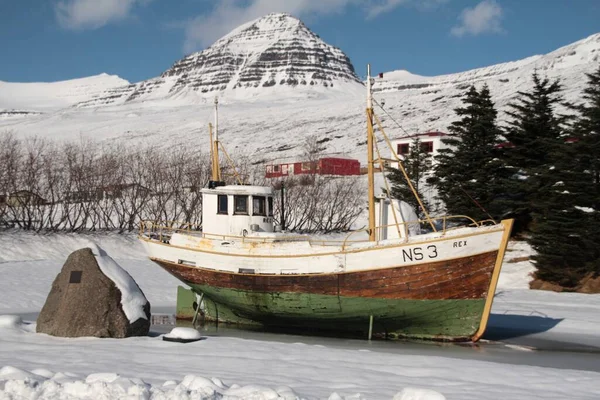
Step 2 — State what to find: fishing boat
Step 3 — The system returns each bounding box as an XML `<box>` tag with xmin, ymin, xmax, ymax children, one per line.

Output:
<box><xmin>139</xmin><ymin>66</ymin><xmax>513</xmax><ymax>342</ymax></box>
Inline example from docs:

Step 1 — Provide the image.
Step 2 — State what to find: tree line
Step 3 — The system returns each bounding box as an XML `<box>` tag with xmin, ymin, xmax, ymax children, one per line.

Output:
<box><xmin>390</xmin><ymin>66</ymin><xmax>600</xmax><ymax>289</ymax></box>
<box><xmin>0</xmin><ymin>135</ymin><xmax>363</xmax><ymax>234</ymax></box>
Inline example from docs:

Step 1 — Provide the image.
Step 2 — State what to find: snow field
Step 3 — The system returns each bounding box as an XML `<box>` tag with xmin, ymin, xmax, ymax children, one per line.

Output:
<box><xmin>0</xmin><ymin>232</ymin><xmax>599</xmax><ymax>399</ymax></box>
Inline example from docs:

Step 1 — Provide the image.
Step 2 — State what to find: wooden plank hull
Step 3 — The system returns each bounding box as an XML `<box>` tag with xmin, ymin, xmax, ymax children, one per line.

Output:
<box><xmin>152</xmin><ymin>250</ymin><xmax>498</xmax><ymax>341</ymax></box>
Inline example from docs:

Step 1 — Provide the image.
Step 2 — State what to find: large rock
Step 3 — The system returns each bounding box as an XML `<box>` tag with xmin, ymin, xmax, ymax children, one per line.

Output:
<box><xmin>37</xmin><ymin>245</ymin><xmax>151</xmax><ymax>338</ymax></box>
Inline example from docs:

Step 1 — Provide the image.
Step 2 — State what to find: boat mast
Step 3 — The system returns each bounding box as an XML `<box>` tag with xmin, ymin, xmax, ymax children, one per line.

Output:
<box><xmin>366</xmin><ymin>65</ymin><xmax>376</xmax><ymax>242</ymax></box>
<box><xmin>211</xmin><ymin>97</ymin><xmax>222</xmax><ymax>181</ymax></box>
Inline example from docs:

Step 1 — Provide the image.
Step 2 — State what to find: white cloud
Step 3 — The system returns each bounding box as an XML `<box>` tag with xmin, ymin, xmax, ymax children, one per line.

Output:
<box><xmin>182</xmin><ymin>0</ymin><xmax>446</xmax><ymax>53</ymax></box>
<box><xmin>55</xmin><ymin>0</ymin><xmax>145</xmax><ymax>30</ymax></box>
<box><xmin>451</xmin><ymin>0</ymin><xmax>503</xmax><ymax>37</ymax></box>
<box><xmin>183</xmin><ymin>0</ymin><xmax>359</xmax><ymax>53</ymax></box>
<box><xmin>367</xmin><ymin>0</ymin><xmax>408</xmax><ymax>20</ymax></box>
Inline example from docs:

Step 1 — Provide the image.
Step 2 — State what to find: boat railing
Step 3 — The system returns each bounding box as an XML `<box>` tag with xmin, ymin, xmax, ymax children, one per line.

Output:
<box><xmin>139</xmin><ymin>221</ymin><xmax>367</xmax><ymax>246</ymax></box>
<box><xmin>140</xmin><ymin>215</ymin><xmax>496</xmax><ymax>248</ymax></box>
<box><xmin>340</xmin><ymin>215</ymin><xmax>493</xmax><ymax>250</ymax></box>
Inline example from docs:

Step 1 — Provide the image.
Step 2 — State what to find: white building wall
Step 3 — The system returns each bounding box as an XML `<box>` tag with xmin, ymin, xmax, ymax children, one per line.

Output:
<box><xmin>389</xmin><ymin>133</ymin><xmax>451</xmax><ymax>214</ymax></box>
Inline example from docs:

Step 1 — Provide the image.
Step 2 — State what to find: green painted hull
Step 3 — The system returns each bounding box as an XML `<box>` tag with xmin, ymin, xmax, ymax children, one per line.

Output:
<box><xmin>183</xmin><ymin>284</ymin><xmax>486</xmax><ymax>341</ymax></box>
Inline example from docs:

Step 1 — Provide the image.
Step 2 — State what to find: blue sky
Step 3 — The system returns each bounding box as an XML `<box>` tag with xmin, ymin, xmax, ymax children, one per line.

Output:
<box><xmin>1</xmin><ymin>0</ymin><xmax>599</xmax><ymax>83</ymax></box>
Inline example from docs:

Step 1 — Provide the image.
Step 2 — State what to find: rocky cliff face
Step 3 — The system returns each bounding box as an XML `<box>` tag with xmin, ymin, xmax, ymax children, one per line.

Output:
<box><xmin>78</xmin><ymin>13</ymin><xmax>361</xmax><ymax>107</ymax></box>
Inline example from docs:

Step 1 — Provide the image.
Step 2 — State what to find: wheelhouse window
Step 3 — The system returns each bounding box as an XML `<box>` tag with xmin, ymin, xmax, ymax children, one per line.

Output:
<box><xmin>268</xmin><ymin>197</ymin><xmax>274</xmax><ymax>216</ymax></box>
<box><xmin>234</xmin><ymin>195</ymin><xmax>248</xmax><ymax>215</ymax></box>
<box><xmin>397</xmin><ymin>143</ymin><xmax>410</xmax><ymax>155</ymax></box>
<box><xmin>252</xmin><ymin>196</ymin><xmax>266</xmax><ymax>216</ymax></box>
<box><xmin>217</xmin><ymin>195</ymin><xmax>228</xmax><ymax>215</ymax></box>
<box><xmin>420</xmin><ymin>141</ymin><xmax>434</xmax><ymax>153</ymax></box>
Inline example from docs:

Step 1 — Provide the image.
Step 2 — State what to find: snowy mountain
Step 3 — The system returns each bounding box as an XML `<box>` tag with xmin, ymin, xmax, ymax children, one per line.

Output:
<box><xmin>0</xmin><ymin>15</ymin><xmax>599</xmax><ymax>164</ymax></box>
<box><xmin>76</xmin><ymin>13</ymin><xmax>362</xmax><ymax>107</ymax></box>
<box><xmin>372</xmin><ymin>32</ymin><xmax>600</xmax><ymax>134</ymax></box>
<box><xmin>0</xmin><ymin>73</ymin><xmax>129</xmax><ymax>114</ymax></box>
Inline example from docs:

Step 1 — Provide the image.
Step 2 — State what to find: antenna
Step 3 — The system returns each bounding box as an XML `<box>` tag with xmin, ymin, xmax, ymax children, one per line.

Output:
<box><xmin>366</xmin><ymin>64</ymin><xmax>373</xmax><ymax>109</ymax></box>
<box><xmin>214</xmin><ymin>97</ymin><xmax>219</xmax><ymax>142</ymax></box>
<box><xmin>210</xmin><ymin>96</ymin><xmax>222</xmax><ymax>181</ymax></box>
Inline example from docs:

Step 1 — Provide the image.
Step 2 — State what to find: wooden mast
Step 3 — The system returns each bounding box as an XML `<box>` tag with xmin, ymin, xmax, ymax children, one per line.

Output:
<box><xmin>366</xmin><ymin>64</ymin><xmax>376</xmax><ymax>242</ymax></box>
<box><xmin>211</xmin><ymin>97</ymin><xmax>222</xmax><ymax>181</ymax></box>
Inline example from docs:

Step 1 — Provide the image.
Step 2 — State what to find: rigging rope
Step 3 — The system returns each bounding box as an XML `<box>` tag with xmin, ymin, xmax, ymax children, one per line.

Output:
<box><xmin>372</xmin><ymin>97</ymin><xmax>496</xmax><ymax>223</ymax></box>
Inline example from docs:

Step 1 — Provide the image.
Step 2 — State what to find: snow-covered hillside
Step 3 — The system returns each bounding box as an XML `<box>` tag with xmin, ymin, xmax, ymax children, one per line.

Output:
<box><xmin>0</xmin><ymin>73</ymin><xmax>129</xmax><ymax>114</ymax></box>
<box><xmin>75</xmin><ymin>13</ymin><xmax>362</xmax><ymax>107</ymax></box>
<box><xmin>0</xmin><ymin>15</ymin><xmax>599</xmax><ymax>164</ymax></box>
<box><xmin>373</xmin><ymin>33</ymin><xmax>600</xmax><ymax>137</ymax></box>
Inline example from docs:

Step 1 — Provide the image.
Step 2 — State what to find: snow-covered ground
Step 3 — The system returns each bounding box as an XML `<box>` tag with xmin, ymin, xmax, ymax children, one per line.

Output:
<box><xmin>1</xmin><ymin>231</ymin><xmax>599</xmax><ymax>399</ymax></box>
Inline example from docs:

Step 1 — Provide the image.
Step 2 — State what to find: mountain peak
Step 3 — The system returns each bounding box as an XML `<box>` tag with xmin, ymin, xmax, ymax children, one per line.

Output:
<box><xmin>163</xmin><ymin>11</ymin><xmax>359</xmax><ymax>94</ymax></box>
<box><xmin>217</xmin><ymin>12</ymin><xmax>303</xmax><ymax>44</ymax></box>
<box><xmin>76</xmin><ymin>14</ymin><xmax>360</xmax><ymax>107</ymax></box>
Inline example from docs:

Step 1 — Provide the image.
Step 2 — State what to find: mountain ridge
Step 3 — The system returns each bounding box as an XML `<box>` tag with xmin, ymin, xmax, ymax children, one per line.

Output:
<box><xmin>75</xmin><ymin>13</ymin><xmax>362</xmax><ymax>107</ymax></box>
<box><xmin>1</xmin><ymin>16</ymin><xmax>599</xmax><ymax>165</ymax></box>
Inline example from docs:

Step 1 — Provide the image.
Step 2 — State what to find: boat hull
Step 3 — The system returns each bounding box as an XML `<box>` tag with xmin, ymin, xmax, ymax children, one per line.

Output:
<box><xmin>152</xmin><ymin>250</ymin><xmax>498</xmax><ymax>341</ymax></box>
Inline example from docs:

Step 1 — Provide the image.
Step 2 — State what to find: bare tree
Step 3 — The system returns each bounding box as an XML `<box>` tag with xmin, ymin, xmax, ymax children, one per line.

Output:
<box><xmin>272</xmin><ymin>175</ymin><xmax>364</xmax><ymax>233</ymax></box>
<box><xmin>0</xmin><ymin>132</ymin><xmax>20</xmax><ymax>226</ymax></box>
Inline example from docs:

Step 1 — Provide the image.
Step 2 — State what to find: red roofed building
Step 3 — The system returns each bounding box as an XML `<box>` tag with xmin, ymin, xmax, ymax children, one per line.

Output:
<box><xmin>265</xmin><ymin>157</ymin><xmax>360</xmax><ymax>178</ymax></box>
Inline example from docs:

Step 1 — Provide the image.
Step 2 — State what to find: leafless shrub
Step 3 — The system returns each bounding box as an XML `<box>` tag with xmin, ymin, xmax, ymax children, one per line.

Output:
<box><xmin>272</xmin><ymin>175</ymin><xmax>364</xmax><ymax>233</ymax></box>
<box><xmin>0</xmin><ymin>133</ymin><xmax>362</xmax><ymax>234</ymax></box>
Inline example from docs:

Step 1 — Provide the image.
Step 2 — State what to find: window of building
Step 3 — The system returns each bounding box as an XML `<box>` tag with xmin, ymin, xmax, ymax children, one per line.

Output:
<box><xmin>252</xmin><ymin>196</ymin><xmax>266</xmax><ymax>216</ymax></box>
<box><xmin>217</xmin><ymin>195</ymin><xmax>228</xmax><ymax>215</ymax></box>
<box><xmin>273</xmin><ymin>165</ymin><xmax>280</xmax><ymax>172</ymax></box>
<box><xmin>397</xmin><ymin>143</ymin><xmax>410</xmax><ymax>155</ymax></box>
<box><xmin>420</xmin><ymin>141</ymin><xmax>434</xmax><ymax>153</ymax></box>
<box><xmin>301</xmin><ymin>162</ymin><xmax>315</xmax><ymax>172</ymax></box>
<box><xmin>268</xmin><ymin>197</ymin><xmax>274</xmax><ymax>216</ymax></box>
<box><xmin>234</xmin><ymin>195</ymin><xmax>248</xmax><ymax>215</ymax></box>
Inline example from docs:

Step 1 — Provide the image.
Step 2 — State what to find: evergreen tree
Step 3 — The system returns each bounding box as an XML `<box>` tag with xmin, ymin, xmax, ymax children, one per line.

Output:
<box><xmin>501</xmin><ymin>72</ymin><xmax>571</xmax><ymax>233</ymax></box>
<box><xmin>387</xmin><ymin>137</ymin><xmax>432</xmax><ymax>218</ymax></box>
<box><xmin>527</xmin><ymin>140</ymin><xmax>592</xmax><ymax>287</ymax></box>
<box><xmin>502</xmin><ymin>72</ymin><xmax>588</xmax><ymax>287</ymax></box>
<box><xmin>567</xmin><ymin>66</ymin><xmax>600</xmax><ymax>279</ymax></box>
<box><xmin>429</xmin><ymin>85</ymin><xmax>507</xmax><ymax>221</ymax></box>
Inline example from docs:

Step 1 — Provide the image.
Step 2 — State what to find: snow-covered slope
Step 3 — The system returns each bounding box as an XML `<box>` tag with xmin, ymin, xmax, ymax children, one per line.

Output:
<box><xmin>0</xmin><ymin>73</ymin><xmax>129</xmax><ymax>114</ymax></box>
<box><xmin>0</xmin><ymin>18</ymin><xmax>599</xmax><ymax>164</ymax></box>
<box><xmin>373</xmin><ymin>33</ymin><xmax>600</xmax><ymax>135</ymax></box>
<box><xmin>76</xmin><ymin>13</ymin><xmax>362</xmax><ymax>107</ymax></box>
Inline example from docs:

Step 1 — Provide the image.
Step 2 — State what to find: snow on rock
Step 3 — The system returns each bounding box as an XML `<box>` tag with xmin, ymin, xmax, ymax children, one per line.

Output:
<box><xmin>164</xmin><ymin>327</ymin><xmax>203</xmax><ymax>340</ymax></box>
<box><xmin>86</xmin><ymin>243</ymin><xmax>148</xmax><ymax>323</ymax></box>
<box><xmin>393</xmin><ymin>387</ymin><xmax>446</xmax><ymax>400</ymax></box>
